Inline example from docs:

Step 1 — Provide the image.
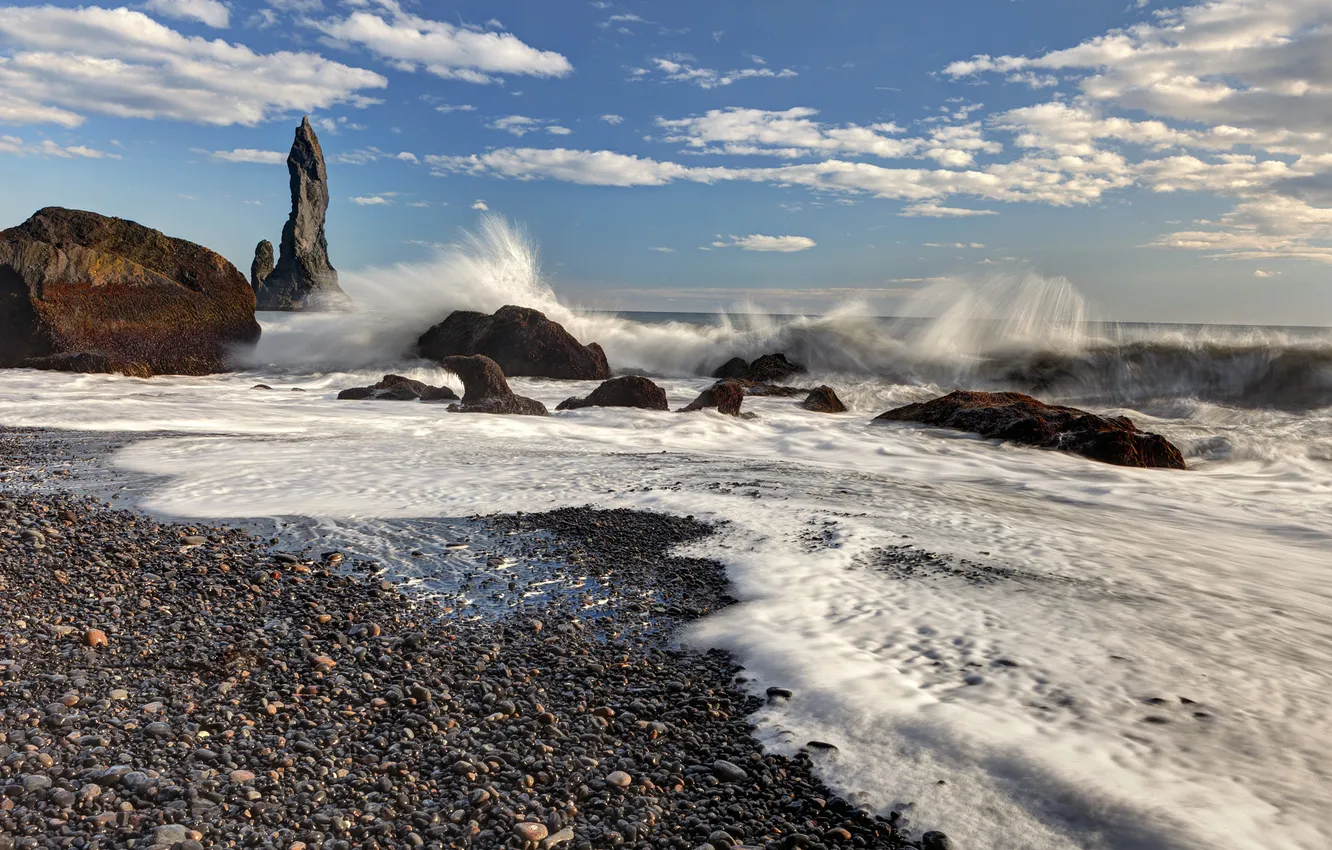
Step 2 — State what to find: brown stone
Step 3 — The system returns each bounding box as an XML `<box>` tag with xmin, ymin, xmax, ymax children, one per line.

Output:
<box><xmin>0</xmin><ymin>207</ymin><xmax>260</xmax><ymax>375</ymax></box>
<box><xmin>680</xmin><ymin>380</ymin><xmax>746</xmax><ymax>416</ymax></box>
<box><xmin>557</xmin><ymin>376</ymin><xmax>668</xmax><ymax>411</ymax></box>
<box><xmin>441</xmin><ymin>354</ymin><xmax>548</xmax><ymax>416</ymax></box>
<box><xmin>801</xmin><ymin>386</ymin><xmax>847</xmax><ymax>413</ymax></box>
<box><xmin>417</xmin><ymin>305</ymin><xmax>610</xmax><ymax>380</ymax></box>
<box><xmin>875</xmin><ymin>390</ymin><xmax>1186</xmax><ymax>469</ymax></box>
<box><xmin>83</xmin><ymin>628</ymin><xmax>107</xmax><ymax>648</ymax></box>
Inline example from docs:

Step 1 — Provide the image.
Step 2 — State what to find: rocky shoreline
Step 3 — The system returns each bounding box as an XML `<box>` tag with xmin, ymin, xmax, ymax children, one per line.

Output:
<box><xmin>0</xmin><ymin>431</ymin><xmax>934</xmax><ymax>850</ymax></box>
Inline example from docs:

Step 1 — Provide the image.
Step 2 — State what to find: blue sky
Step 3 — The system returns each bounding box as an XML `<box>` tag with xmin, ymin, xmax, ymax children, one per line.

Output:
<box><xmin>2</xmin><ymin>0</ymin><xmax>1331</xmax><ymax>324</ymax></box>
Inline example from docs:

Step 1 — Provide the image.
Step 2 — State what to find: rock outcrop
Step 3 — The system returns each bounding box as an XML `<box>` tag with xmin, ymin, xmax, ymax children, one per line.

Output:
<box><xmin>874</xmin><ymin>390</ymin><xmax>1186</xmax><ymax>469</ymax></box>
<box><xmin>746</xmin><ymin>353</ymin><xmax>805</xmax><ymax>383</ymax></box>
<box><xmin>417</xmin><ymin>305</ymin><xmax>611</xmax><ymax>380</ymax></box>
<box><xmin>557</xmin><ymin>376</ymin><xmax>669</xmax><ymax>411</ymax></box>
<box><xmin>250</xmin><ymin>240</ymin><xmax>273</xmax><ymax>292</ymax></box>
<box><xmin>802</xmin><ymin>386</ymin><xmax>847</xmax><ymax>413</ymax></box>
<box><xmin>0</xmin><ymin>207</ymin><xmax>261</xmax><ymax>376</ymax></box>
<box><xmin>680</xmin><ymin>380</ymin><xmax>746</xmax><ymax>416</ymax></box>
<box><xmin>712</xmin><ymin>357</ymin><xmax>749</xmax><ymax>380</ymax></box>
<box><xmin>254</xmin><ymin>117</ymin><xmax>348</xmax><ymax>311</ymax></box>
<box><xmin>337</xmin><ymin>374</ymin><xmax>457</xmax><ymax>402</ymax></box>
<box><xmin>440</xmin><ymin>354</ymin><xmax>548</xmax><ymax>415</ymax></box>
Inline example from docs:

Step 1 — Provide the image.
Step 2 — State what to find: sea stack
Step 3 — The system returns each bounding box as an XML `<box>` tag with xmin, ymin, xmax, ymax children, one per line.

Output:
<box><xmin>255</xmin><ymin>117</ymin><xmax>348</xmax><ymax>311</ymax></box>
<box><xmin>250</xmin><ymin>239</ymin><xmax>273</xmax><ymax>292</ymax></box>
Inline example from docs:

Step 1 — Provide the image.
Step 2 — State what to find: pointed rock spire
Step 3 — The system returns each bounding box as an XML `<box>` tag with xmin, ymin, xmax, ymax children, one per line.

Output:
<box><xmin>255</xmin><ymin>116</ymin><xmax>349</xmax><ymax>310</ymax></box>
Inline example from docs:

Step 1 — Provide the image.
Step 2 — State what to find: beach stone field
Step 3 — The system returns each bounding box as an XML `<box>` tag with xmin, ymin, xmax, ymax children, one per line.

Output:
<box><xmin>0</xmin><ymin>436</ymin><xmax>930</xmax><ymax>849</ymax></box>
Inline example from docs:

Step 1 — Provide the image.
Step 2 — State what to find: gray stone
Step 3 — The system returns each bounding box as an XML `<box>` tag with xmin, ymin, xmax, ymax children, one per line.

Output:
<box><xmin>250</xmin><ymin>240</ymin><xmax>273</xmax><ymax>293</ymax></box>
<box><xmin>255</xmin><ymin>117</ymin><xmax>348</xmax><ymax>311</ymax></box>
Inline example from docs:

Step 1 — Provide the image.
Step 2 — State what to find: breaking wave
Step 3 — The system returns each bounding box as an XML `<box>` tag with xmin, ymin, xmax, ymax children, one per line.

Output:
<box><xmin>242</xmin><ymin>214</ymin><xmax>1332</xmax><ymax>412</ymax></box>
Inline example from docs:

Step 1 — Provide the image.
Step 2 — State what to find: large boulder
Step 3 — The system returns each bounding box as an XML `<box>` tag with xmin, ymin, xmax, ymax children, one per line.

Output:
<box><xmin>337</xmin><ymin>374</ymin><xmax>458</xmax><ymax>401</ymax></box>
<box><xmin>712</xmin><ymin>357</ymin><xmax>749</xmax><ymax>379</ymax></box>
<box><xmin>417</xmin><ymin>305</ymin><xmax>610</xmax><ymax>380</ymax></box>
<box><xmin>255</xmin><ymin>117</ymin><xmax>348</xmax><ymax>311</ymax></box>
<box><xmin>746</xmin><ymin>353</ymin><xmax>804</xmax><ymax>383</ymax></box>
<box><xmin>874</xmin><ymin>390</ymin><xmax>1186</xmax><ymax>469</ymax></box>
<box><xmin>557</xmin><ymin>376</ymin><xmax>669</xmax><ymax>411</ymax></box>
<box><xmin>680</xmin><ymin>380</ymin><xmax>746</xmax><ymax>416</ymax></box>
<box><xmin>0</xmin><ymin>207</ymin><xmax>261</xmax><ymax>376</ymax></box>
<box><xmin>440</xmin><ymin>354</ymin><xmax>547</xmax><ymax>415</ymax></box>
<box><xmin>802</xmin><ymin>386</ymin><xmax>847</xmax><ymax>413</ymax></box>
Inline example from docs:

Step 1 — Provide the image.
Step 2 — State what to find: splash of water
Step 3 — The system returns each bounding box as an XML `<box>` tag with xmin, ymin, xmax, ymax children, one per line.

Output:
<box><xmin>238</xmin><ymin>215</ymin><xmax>1332</xmax><ymax>411</ymax></box>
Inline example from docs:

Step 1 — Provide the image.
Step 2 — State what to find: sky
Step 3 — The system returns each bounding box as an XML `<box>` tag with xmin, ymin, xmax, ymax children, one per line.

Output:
<box><xmin>1</xmin><ymin>0</ymin><xmax>1331</xmax><ymax>325</ymax></box>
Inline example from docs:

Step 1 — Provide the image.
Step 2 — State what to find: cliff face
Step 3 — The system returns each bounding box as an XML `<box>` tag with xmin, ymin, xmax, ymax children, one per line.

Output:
<box><xmin>254</xmin><ymin>117</ymin><xmax>349</xmax><ymax>311</ymax></box>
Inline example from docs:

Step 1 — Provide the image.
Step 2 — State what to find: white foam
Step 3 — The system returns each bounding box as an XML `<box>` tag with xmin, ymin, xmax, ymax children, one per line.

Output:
<box><xmin>1</xmin><ymin>365</ymin><xmax>1330</xmax><ymax>850</ymax></box>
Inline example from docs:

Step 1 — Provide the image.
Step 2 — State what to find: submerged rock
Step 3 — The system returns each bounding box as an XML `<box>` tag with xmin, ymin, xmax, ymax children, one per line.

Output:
<box><xmin>0</xmin><ymin>206</ymin><xmax>261</xmax><ymax>376</ymax></box>
<box><xmin>680</xmin><ymin>380</ymin><xmax>746</xmax><ymax>416</ymax></box>
<box><xmin>802</xmin><ymin>385</ymin><xmax>847</xmax><ymax>413</ymax></box>
<box><xmin>557</xmin><ymin>375</ymin><xmax>668</xmax><ymax>411</ymax></box>
<box><xmin>875</xmin><ymin>390</ymin><xmax>1186</xmax><ymax>469</ymax></box>
<box><xmin>441</xmin><ymin>354</ymin><xmax>547</xmax><ymax>415</ymax></box>
<box><xmin>255</xmin><ymin>117</ymin><xmax>348</xmax><ymax>311</ymax></box>
<box><xmin>249</xmin><ymin>239</ymin><xmax>273</xmax><ymax>292</ymax></box>
<box><xmin>336</xmin><ymin>374</ymin><xmax>458</xmax><ymax>402</ymax></box>
<box><xmin>417</xmin><ymin>305</ymin><xmax>610</xmax><ymax>380</ymax></box>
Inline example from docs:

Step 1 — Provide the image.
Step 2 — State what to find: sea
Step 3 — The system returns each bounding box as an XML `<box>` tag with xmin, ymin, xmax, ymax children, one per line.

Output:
<box><xmin>1</xmin><ymin>216</ymin><xmax>1329</xmax><ymax>850</ymax></box>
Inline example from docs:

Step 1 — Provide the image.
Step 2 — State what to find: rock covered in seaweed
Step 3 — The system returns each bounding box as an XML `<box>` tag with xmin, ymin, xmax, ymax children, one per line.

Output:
<box><xmin>417</xmin><ymin>305</ymin><xmax>610</xmax><ymax>380</ymax></box>
<box><xmin>875</xmin><ymin>390</ymin><xmax>1186</xmax><ymax>469</ymax></box>
<box><xmin>0</xmin><ymin>206</ymin><xmax>261</xmax><ymax>376</ymax></box>
<box><xmin>254</xmin><ymin>117</ymin><xmax>348</xmax><ymax>311</ymax></box>
<box><xmin>441</xmin><ymin>354</ymin><xmax>548</xmax><ymax>415</ymax></box>
<box><xmin>557</xmin><ymin>376</ymin><xmax>669</xmax><ymax>411</ymax></box>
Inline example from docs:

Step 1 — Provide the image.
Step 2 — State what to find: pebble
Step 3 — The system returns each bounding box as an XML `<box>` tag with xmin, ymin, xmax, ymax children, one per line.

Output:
<box><xmin>0</xmin><ymin>485</ymin><xmax>921</xmax><ymax>850</ymax></box>
<box><xmin>514</xmin><ymin>822</ymin><xmax>549</xmax><ymax>842</ymax></box>
<box><xmin>83</xmin><ymin>628</ymin><xmax>107</xmax><ymax>648</ymax></box>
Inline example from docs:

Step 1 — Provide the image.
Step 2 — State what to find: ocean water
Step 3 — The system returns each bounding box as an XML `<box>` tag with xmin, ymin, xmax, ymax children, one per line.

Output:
<box><xmin>1</xmin><ymin>216</ymin><xmax>1330</xmax><ymax>850</ymax></box>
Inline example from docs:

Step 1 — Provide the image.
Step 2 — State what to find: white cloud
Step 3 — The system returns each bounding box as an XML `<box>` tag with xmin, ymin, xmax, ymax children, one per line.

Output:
<box><xmin>657</xmin><ymin>107</ymin><xmax>919</xmax><ymax>159</ymax></box>
<box><xmin>1254</xmin><ymin>269</ymin><xmax>1278</xmax><ymax>277</ymax></box>
<box><xmin>924</xmin><ymin>242</ymin><xmax>986</xmax><ymax>248</ymax></box>
<box><xmin>488</xmin><ymin>115</ymin><xmax>572</xmax><ymax>137</ymax></box>
<box><xmin>144</xmin><ymin>0</ymin><xmax>230</xmax><ymax>28</ymax></box>
<box><xmin>396</xmin><ymin>151</ymin><xmax>417</xmax><ymax>162</ymax></box>
<box><xmin>351</xmin><ymin>194</ymin><xmax>392</xmax><ymax>205</ymax></box>
<box><xmin>0</xmin><ymin>134</ymin><xmax>120</xmax><ymax>158</ymax></box>
<box><xmin>313</xmin><ymin>0</ymin><xmax>572</xmax><ymax>84</ymax></box>
<box><xmin>328</xmin><ymin>146</ymin><xmax>389</xmax><ymax>164</ymax></box>
<box><xmin>435</xmin><ymin>103</ymin><xmax>476</xmax><ymax>113</ymax></box>
<box><xmin>242</xmin><ymin>199</ymin><xmax>262</xmax><ymax>205</ymax></box>
<box><xmin>711</xmin><ymin>234</ymin><xmax>816</xmax><ymax>253</ymax></box>
<box><xmin>472</xmin><ymin>199</ymin><xmax>489</xmax><ymax>210</ymax></box>
<box><xmin>647</xmin><ymin>246</ymin><xmax>673</xmax><ymax>252</ymax></box>
<box><xmin>600</xmin><ymin>114</ymin><xmax>624</xmax><ymax>125</ymax></box>
<box><xmin>900</xmin><ymin>203</ymin><xmax>998</xmax><ymax>217</ymax></box>
<box><xmin>0</xmin><ymin>6</ymin><xmax>385</xmax><ymax>127</ymax></box>
<box><xmin>203</xmin><ymin>147</ymin><xmax>285</xmax><ymax>163</ymax></box>
<box><xmin>642</xmin><ymin>56</ymin><xmax>796</xmax><ymax>89</ymax></box>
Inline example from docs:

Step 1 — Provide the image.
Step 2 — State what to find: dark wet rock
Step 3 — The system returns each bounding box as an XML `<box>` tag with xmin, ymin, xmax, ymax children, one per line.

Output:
<box><xmin>802</xmin><ymin>385</ymin><xmax>847</xmax><ymax>413</ymax></box>
<box><xmin>921</xmin><ymin>831</ymin><xmax>953</xmax><ymax>850</ymax></box>
<box><xmin>712</xmin><ymin>760</ymin><xmax>748</xmax><ymax>782</ymax></box>
<box><xmin>417</xmin><ymin>305</ymin><xmax>610</xmax><ymax>380</ymax></box>
<box><xmin>874</xmin><ymin>390</ymin><xmax>1186</xmax><ymax>469</ymax></box>
<box><xmin>441</xmin><ymin>354</ymin><xmax>547</xmax><ymax>415</ymax></box>
<box><xmin>743</xmin><ymin>382</ymin><xmax>810</xmax><ymax>398</ymax></box>
<box><xmin>680</xmin><ymin>380</ymin><xmax>746</xmax><ymax>416</ymax></box>
<box><xmin>0</xmin><ymin>206</ymin><xmax>261</xmax><ymax>375</ymax></box>
<box><xmin>254</xmin><ymin>117</ymin><xmax>348</xmax><ymax>311</ymax></box>
<box><xmin>746</xmin><ymin>353</ymin><xmax>805</xmax><ymax>383</ymax></box>
<box><xmin>336</xmin><ymin>374</ymin><xmax>458</xmax><ymax>402</ymax></box>
<box><xmin>712</xmin><ymin>357</ymin><xmax>749</xmax><ymax>379</ymax></box>
<box><xmin>21</xmin><ymin>351</ymin><xmax>152</xmax><ymax>379</ymax></box>
<box><xmin>556</xmin><ymin>375</ymin><xmax>668</xmax><ymax>411</ymax></box>
<box><xmin>250</xmin><ymin>239</ymin><xmax>273</xmax><ymax>292</ymax></box>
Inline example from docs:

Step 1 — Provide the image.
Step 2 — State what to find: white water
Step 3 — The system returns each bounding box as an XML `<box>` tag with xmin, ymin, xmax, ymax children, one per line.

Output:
<box><xmin>2</xmin><ymin>217</ymin><xmax>1331</xmax><ymax>850</ymax></box>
